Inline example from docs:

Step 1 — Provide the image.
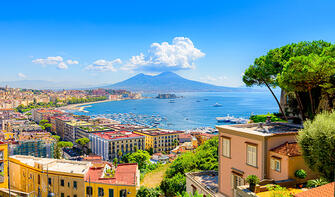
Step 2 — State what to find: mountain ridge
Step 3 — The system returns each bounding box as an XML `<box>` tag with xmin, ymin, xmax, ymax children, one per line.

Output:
<box><xmin>101</xmin><ymin>71</ymin><xmax>252</xmax><ymax>93</ymax></box>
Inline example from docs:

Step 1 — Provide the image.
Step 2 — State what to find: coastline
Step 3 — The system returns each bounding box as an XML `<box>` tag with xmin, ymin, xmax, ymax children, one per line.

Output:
<box><xmin>59</xmin><ymin>98</ymin><xmax>143</xmax><ymax>113</ymax></box>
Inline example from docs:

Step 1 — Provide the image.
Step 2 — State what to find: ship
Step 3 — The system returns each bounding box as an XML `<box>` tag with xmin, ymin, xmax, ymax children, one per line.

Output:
<box><xmin>213</xmin><ymin>103</ymin><xmax>222</xmax><ymax>107</ymax></box>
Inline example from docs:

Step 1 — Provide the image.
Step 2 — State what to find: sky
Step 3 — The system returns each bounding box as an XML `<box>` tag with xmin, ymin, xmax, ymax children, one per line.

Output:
<box><xmin>1</xmin><ymin>0</ymin><xmax>335</xmax><ymax>88</ymax></box>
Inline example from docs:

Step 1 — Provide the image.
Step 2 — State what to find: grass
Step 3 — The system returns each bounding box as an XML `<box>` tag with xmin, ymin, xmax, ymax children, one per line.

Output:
<box><xmin>141</xmin><ymin>163</ymin><xmax>170</xmax><ymax>188</ymax></box>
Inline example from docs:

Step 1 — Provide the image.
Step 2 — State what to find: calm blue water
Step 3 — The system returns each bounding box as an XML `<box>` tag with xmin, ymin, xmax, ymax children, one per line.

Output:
<box><xmin>73</xmin><ymin>92</ymin><xmax>279</xmax><ymax>130</ymax></box>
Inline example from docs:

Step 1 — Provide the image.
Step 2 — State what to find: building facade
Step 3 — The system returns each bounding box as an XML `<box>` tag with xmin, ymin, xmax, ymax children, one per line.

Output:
<box><xmin>89</xmin><ymin>131</ymin><xmax>145</xmax><ymax>161</ymax></box>
<box><xmin>216</xmin><ymin>123</ymin><xmax>315</xmax><ymax>197</ymax></box>
<box><xmin>133</xmin><ymin>128</ymin><xmax>181</xmax><ymax>153</ymax></box>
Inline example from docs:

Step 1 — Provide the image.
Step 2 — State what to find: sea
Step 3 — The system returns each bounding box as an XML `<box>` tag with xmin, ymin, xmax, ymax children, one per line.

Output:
<box><xmin>72</xmin><ymin>91</ymin><xmax>280</xmax><ymax>131</ymax></box>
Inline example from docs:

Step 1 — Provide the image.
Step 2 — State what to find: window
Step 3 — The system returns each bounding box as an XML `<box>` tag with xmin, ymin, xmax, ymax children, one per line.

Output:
<box><xmin>73</xmin><ymin>181</ymin><xmax>77</xmax><ymax>189</ymax></box>
<box><xmin>61</xmin><ymin>179</ymin><xmax>64</xmax><ymax>186</ymax></box>
<box><xmin>61</xmin><ymin>193</ymin><xmax>64</xmax><ymax>197</ymax></box>
<box><xmin>221</xmin><ymin>137</ymin><xmax>231</xmax><ymax>158</ymax></box>
<box><xmin>120</xmin><ymin>189</ymin><xmax>127</xmax><ymax>197</ymax></box>
<box><xmin>271</xmin><ymin>157</ymin><xmax>281</xmax><ymax>172</ymax></box>
<box><xmin>246</xmin><ymin>144</ymin><xmax>257</xmax><ymax>167</ymax></box>
<box><xmin>109</xmin><ymin>189</ymin><xmax>114</xmax><ymax>197</ymax></box>
<box><xmin>48</xmin><ymin>178</ymin><xmax>52</xmax><ymax>185</ymax></box>
<box><xmin>38</xmin><ymin>175</ymin><xmax>40</xmax><ymax>185</ymax></box>
<box><xmin>231</xmin><ymin>174</ymin><xmax>244</xmax><ymax>189</ymax></box>
<box><xmin>86</xmin><ymin>186</ymin><xmax>93</xmax><ymax>196</ymax></box>
<box><xmin>74</xmin><ymin>195</ymin><xmax>77</xmax><ymax>197</ymax></box>
<box><xmin>68</xmin><ymin>182</ymin><xmax>70</xmax><ymax>187</ymax></box>
<box><xmin>98</xmin><ymin>187</ymin><xmax>104</xmax><ymax>197</ymax></box>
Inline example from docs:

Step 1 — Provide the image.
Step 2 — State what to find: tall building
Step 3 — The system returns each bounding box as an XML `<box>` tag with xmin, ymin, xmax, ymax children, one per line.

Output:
<box><xmin>133</xmin><ymin>128</ymin><xmax>181</xmax><ymax>153</ymax></box>
<box><xmin>89</xmin><ymin>131</ymin><xmax>145</xmax><ymax>160</ymax></box>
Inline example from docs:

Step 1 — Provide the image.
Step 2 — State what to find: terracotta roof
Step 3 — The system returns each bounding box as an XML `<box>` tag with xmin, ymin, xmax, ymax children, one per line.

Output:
<box><xmin>295</xmin><ymin>182</ymin><xmax>334</xmax><ymax>197</ymax></box>
<box><xmin>271</xmin><ymin>142</ymin><xmax>301</xmax><ymax>157</ymax></box>
<box><xmin>92</xmin><ymin>131</ymin><xmax>144</xmax><ymax>140</ymax></box>
<box><xmin>85</xmin><ymin>163</ymin><xmax>138</xmax><ymax>186</ymax></box>
<box><xmin>179</xmin><ymin>133</ymin><xmax>192</xmax><ymax>139</ymax></box>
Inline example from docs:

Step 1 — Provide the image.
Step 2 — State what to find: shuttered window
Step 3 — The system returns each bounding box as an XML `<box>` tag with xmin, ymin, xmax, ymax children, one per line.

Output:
<box><xmin>271</xmin><ymin>158</ymin><xmax>281</xmax><ymax>172</ymax></box>
<box><xmin>246</xmin><ymin>144</ymin><xmax>257</xmax><ymax>167</ymax></box>
<box><xmin>222</xmin><ymin>137</ymin><xmax>230</xmax><ymax>158</ymax></box>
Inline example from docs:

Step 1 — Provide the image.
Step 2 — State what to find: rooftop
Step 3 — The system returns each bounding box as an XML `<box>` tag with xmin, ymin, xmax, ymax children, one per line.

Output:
<box><xmin>84</xmin><ymin>163</ymin><xmax>138</xmax><ymax>186</ymax></box>
<box><xmin>186</xmin><ymin>171</ymin><xmax>219</xmax><ymax>194</ymax></box>
<box><xmin>66</xmin><ymin>120</ymin><xmax>91</xmax><ymax>127</ymax></box>
<box><xmin>271</xmin><ymin>142</ymin><xmax>301</xmax><ymax>157</ymax></box>
<box><xmin>78</xmin><ymin>125</ymin><xmax>113</xmax><ymax>132</ymax></box>
<box><xmin>295</xmin><ymin>182</ymin><xmax>334</xmax><ymax>197</ymax></box>
<box><xmin>136</xmin><ymin>128</ymin><xmax>183</xmax><ymax>136</ymax></box>
<box><xmin>92</xmin><ymin>131</ymin><xmax>144</xmax><ymax>140</ymax></box>
<box><xmin>217</xmin><ymin>123</ymin><xmax>302</xmax><ymax>137</ymax></box>
<box><xmin>10</xmin><ymin>155</ymin><xmax>91</xmax><ymax>175</ymax></box>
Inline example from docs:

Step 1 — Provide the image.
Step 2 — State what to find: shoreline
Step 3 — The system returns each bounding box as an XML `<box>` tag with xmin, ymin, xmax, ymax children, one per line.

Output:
<box><xmin>59</xmin><ymin>98</ymin><xmax>144</xmax><ymax>112</ymax></box>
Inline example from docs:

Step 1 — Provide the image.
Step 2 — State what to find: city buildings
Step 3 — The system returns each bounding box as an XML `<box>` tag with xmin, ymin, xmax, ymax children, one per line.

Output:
<box><xmin>55</xmin><ymin>116</ymin><xmax>74</xmax><ymax>139</ymax></box>
<box><xmin>75</xmin><ymin>125</ymin><xmax>113</xmax><ymax>142</ymax></box>
<box><xmin>64</xmin><ymin>120</ymin><xmax>92</xmax><ymax>142</ymax></box>
<box><xmin>133</xmin><ymin>128</ymin><xmax>181</xmax><ymax>153</ymax></box>
<box><xmin>32</xmin><ymin>109</ymin><xmax>63</xmax><ymax>124</ymax></box>
<box><xmin>89</xmin><ymin>131</ymin><xmax>145</xmax><ymax>160</ymax></box>
<box><xmin>216</xmin><ymin>122</ymin><xmax>316</xmax><ymax>197</ymax></box>
<box><xmin>8</xmin><ymin>155</ymin><xmax>140</xmax><ymax>197</ymax></box>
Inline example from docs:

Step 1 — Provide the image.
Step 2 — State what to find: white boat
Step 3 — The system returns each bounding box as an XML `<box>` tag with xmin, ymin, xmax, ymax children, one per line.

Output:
<box><xmin>213</xmin><ymin>103</ymin><xmax>223</xmax><ymax>107</ymax></box>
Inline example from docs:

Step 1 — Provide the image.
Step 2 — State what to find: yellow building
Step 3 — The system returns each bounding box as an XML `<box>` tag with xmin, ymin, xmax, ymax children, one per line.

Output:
<box><xmin>0</xmin><ymin>143</ymin><xmax>9</xmax><ymax>189</ymax></box>
<box><xmin>134</xmin><ymin>128</ymin><xmax>182</xmax><ymax>153</ymax></box>
<box><xmin>4</xmin><ymin>155</ymin><xmax>139</xmax><ymax>197</ymax></box>
<box><xmin>85</xmin><ymin>163</ymin><xmax>140</xmax><ymax>197</ymax></box>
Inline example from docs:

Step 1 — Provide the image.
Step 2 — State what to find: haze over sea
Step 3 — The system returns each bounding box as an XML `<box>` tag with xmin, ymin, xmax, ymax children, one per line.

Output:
<box><xmin>73</xmin><ymin>91</ymin><xmax>280</xmax><ymax>130</ymax></box>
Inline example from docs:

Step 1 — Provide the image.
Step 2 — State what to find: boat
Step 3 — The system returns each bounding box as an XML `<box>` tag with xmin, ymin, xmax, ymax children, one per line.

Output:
<box><xmin>213</xmin><ymin>103</ymin><xmax>223</xmax><ymax>107</ymax></box>
<box><xmin>168</xmin><ymin>100</ymin><xmax>176</xmax><ymax>103</ymax></box>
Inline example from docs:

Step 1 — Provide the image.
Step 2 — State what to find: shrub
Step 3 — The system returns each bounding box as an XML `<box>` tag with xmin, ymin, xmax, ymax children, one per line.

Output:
<box><xmin>295</xmin><ymin>169</ymin><xmax>307</xmax><ymax>179</ymax></box>
<box><xmin>250</xmin><ymin>113</ymin><xmax>284</xmax><ymax>123</ymax></box>
<box><xmin>245</xmin><ymin>175</ymin><xmax>260</xmax><ymax>185</ymax></box>
<box><xmin>306</xmin><ymin>178</ymin><xmax>328</xmax><ymax>188</ymax></box>
<box><xmin>298</xmin><ymin>111</ymin><xmax>335</xmax><ymax>181</ymax></box>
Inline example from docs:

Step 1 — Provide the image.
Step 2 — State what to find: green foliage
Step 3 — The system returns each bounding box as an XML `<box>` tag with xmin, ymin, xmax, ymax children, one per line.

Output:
<box><xmin>294</xmin><ymin>169</ymin><xmax>307</xmax><ymax>179</ymax></box>
<box><xmin>51</xmin><ymin>135</ymin><xmax>60</xmax><ymax>142</ymax></box>
<box><xmin>250</xmin><ymin>113</ymin><xmax>284</xmax><ymax>123</ymax></box>
<box><xmin>244</xmin><ymin>40</ymin><xmax>335</xmax><ymax>119</ymax></box>
<box><xmin>66</xmin><ymin>96</ymin><xmax>107</xmax><ymax>104</ymax></box>
<box><xmin>265</xmin><ymin>184</ymin><xmax>293</xmax><ymax>197</ymax></box>
<box><xmin>177</xmin><ymin>192</ymin><xmax>203</xmax><ymax>197</ymax></box>
<box><xmin>113</xmin><ymin>158</ymin><xmax>118</xmax><ymax>167</ymax></box>
<box><xmin>306</xmin><ymin>178</ymin><xmax>328</xmax><ymax>188</ymax></box>
<box><xmin>161</xmin><ymin>137</ymin><xmax>218</xmax><ymax>196</ymax></box>
<box><xmin>298</xmin><ymin>111</ymin><xmax>335</xmax><ymax>181</ymax></box>
<box><xmin>127</xmin><ymin>150</ymin><xmax>151</xmax><ymax>170</ymax></box>
<box><xmin>160</xmin><ymin>173</ymin><xmax>186</xmax><ymax>197</ymax></box>
<box><xmin>58</xmin><ymin>141</ymin><xmax>73</xmax><ymax>148</ymax></box>
<box><xmin>75</xmin><ymin>137</ymin><xmax>90</xmax><ymax>155</ymax></box>
<box><xmin>246</xmin><ymin>175</ymin><xmax>260</xmax><ymax>184</ymax></box>
<box><xmin>136</xmin><ymin>186</ymin><xmax>161</xmax><ymax>197</ymax></box>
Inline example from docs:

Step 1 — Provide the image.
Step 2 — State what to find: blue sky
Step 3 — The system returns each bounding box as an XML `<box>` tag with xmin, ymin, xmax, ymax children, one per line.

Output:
<box><xmin>1</xmin><ymin>0</ymin><xmax>335</xmax><ymax>87</ymax></box>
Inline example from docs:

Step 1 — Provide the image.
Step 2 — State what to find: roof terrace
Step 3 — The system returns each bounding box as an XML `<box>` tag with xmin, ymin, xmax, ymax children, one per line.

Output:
<box><xmin>92</xmin><ymin>131</ymin><xmax>144</xmax><ymax>140</ymax></box>
<box><xmin>217</xmin><ymin>123</ymin><xmax>302</xmax><ymax>137</ymax></box>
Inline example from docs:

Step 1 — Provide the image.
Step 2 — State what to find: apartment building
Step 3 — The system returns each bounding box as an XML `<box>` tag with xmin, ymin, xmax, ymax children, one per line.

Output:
<box><xmin>216</xmin><ymin>122</ymin><xmax>317</xmax><ymax>197</ymax></box>
<box><xmin>55</xmin><ymin>116</ymin><xmax>74</xmax><ymax>139</ymax></box>
<box><xmin>133</xmin><ymin>128</ymin><xmax>181</xmax><ymax>153</ymax></box>
<box><xmin>64</xmin><ymin>120</ymin><xmax>92</xmax><ymax>142</ymax></box>
<box><xmin>31</xmin><ymin>109</ymin><xmax>63</xmax><ymax>123</ymax></box>
<box><xmin>75</xmin><ymin>125</ymin><xmax>113</xmax><ymax>142</ymax></box>
<box><xmin>89</xmin><ymin>131</ymin><xmax>145</xmax><ymax>160</ymax></box>
<box><xmin>8</xmin><ymin>155</ymin><xmax>140</xmax><ymax>197</ymax></box>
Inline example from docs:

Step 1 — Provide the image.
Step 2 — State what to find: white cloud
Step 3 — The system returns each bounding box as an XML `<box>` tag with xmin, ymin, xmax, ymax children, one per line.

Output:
<box><xmin>58</xmin><ymin>62</ymin><xmax>68</xmax><ymax>70</ymax></box>
<box><xmin>32</xmin><ymin>56</ymin><xmax>63</xmax><ymax>65</ymax></box>
<box><xmin>85</xmin><ymin>59</ymin><xmax>122</xmax><ymax>72</ymax></box>
<box><xmin>18</xmin><ymin>73</ymin><xmax>26</xmax><ymax>79</ymax></box>
<box><xmin>121</xmin><ymin>37</ymin><xmax>205</xmax><ymax>72</ymax></box>
<box><xmin>66</xmin><ymin>60</ymin><xmax>79</xmax><ymax>65</ymax></box>
<box><xmin>32</xmin><ymin>56</ymin><xmax>79</xmax><ymax>70</ymax></box>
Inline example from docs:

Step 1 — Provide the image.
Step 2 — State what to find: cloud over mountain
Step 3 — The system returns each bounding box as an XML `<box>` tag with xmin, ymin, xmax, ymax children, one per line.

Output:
<box><xmin>122</xmin><ymin>37</ymin><xmax>205</xmax><ymax>72</ymax></box>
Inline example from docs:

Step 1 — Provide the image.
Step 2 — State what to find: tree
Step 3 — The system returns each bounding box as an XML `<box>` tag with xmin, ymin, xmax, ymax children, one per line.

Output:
<box><xmin>243</xmin><ymin>40</ymin><xmax>333</xmax><ymax>120</ymax></box>
<box><xmin>136</xmin><ymin>186</ymin><xmax>161</xmax><ymax>197</ymax></box>
<box><xmin>113</xmin><ymin>158</ymin><xmax>118</xmax><ymax>167</ymax></box>
<box><xmin>278</xmin><ymin>55</ymin><xmax>335</xmax><ymax>117</ymax></box>
<box><xmin>127</xmin><ymin>150</ymin><xmax>151</xmax><ymax>170</ymax></box>
<box><xmin>160</xmin><ymin>173</ymin><xmax>186</xmax><ymax>197</ymax></box>
<box><xmin>51</xmin><ymin>135</ymin><xmax>60</xmax><ymax>142</ymax></box>
<box><xmin>44</xmin><ymin>123</ymin><xmax>52</xmax><ymax>132</ymax></box>
<box><xmin>58</xmin><ymin>141</ymin><xmax>73</xmax><ymax>158</ymax></box>
<box><xmin>297</xmin><ymin>111</ymin><xmax>335</xmax><ymax>181</ymax></box>
<box><xmin>39</xmin><ymin>119</ymin><xmax>49</xmax><ymax>125</ymax></box>
<box><xmin>75</xmin><ymin>137</ymin><xmax>90</xmax><ymax>155</ymax></box>
<box><xmin>118</xmin><ymin>150</ymin><xmax>123</xmax><ymax>159</ymax></box>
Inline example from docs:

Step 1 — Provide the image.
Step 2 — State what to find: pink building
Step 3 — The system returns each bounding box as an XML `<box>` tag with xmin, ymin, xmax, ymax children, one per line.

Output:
<box><xmin>216</xmin><ymin>122</ymin><xmax>315</xmax><ymax>197</ymax></box>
